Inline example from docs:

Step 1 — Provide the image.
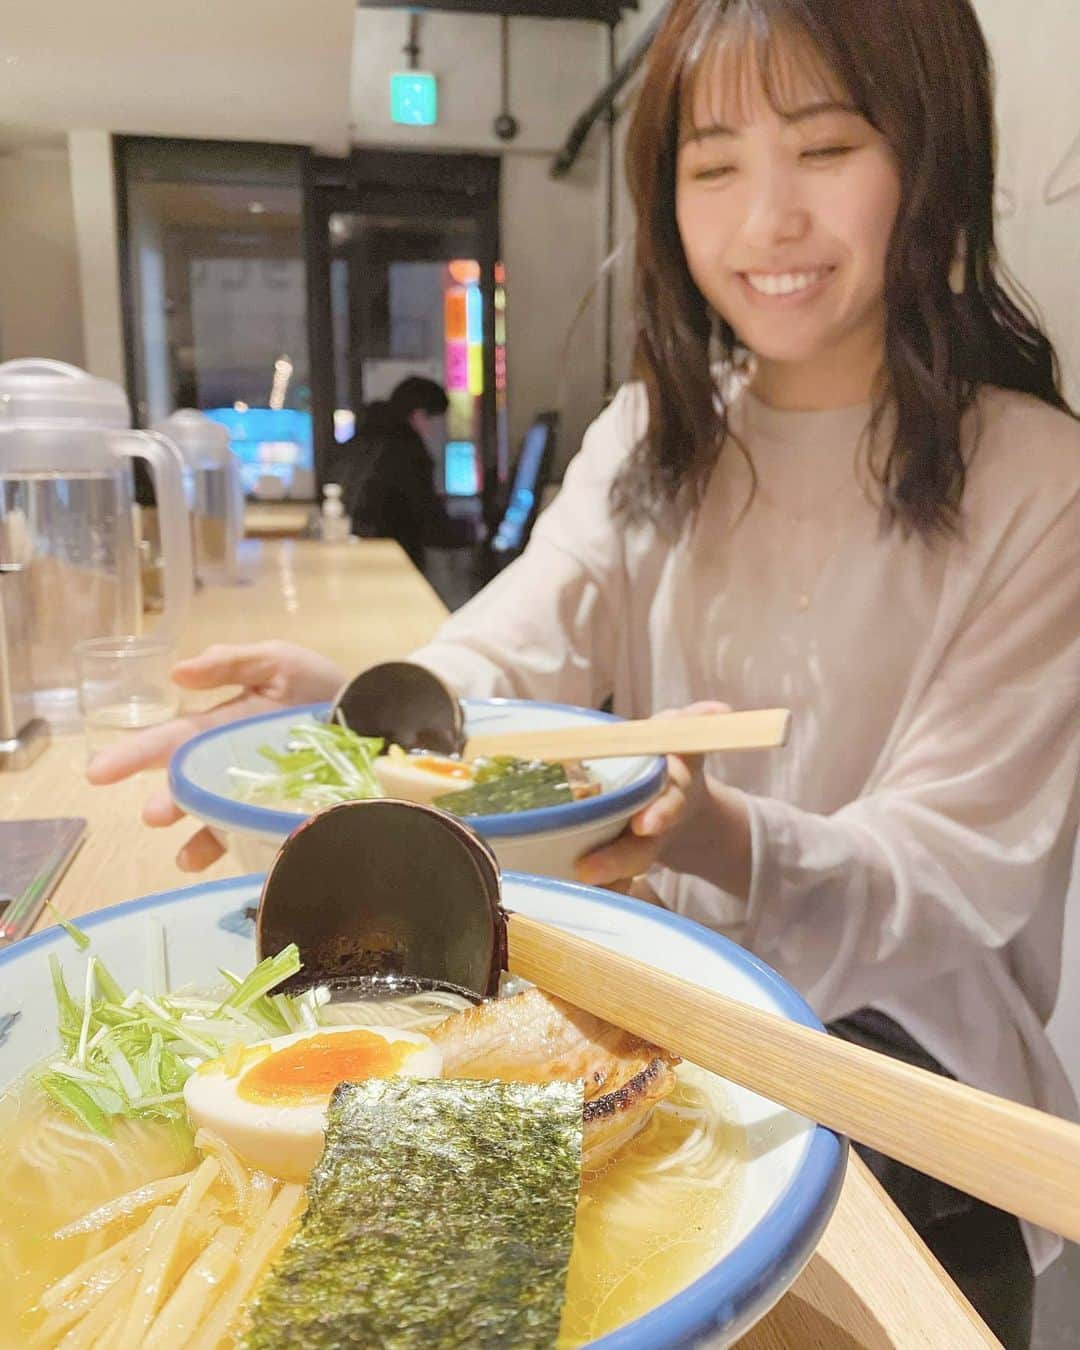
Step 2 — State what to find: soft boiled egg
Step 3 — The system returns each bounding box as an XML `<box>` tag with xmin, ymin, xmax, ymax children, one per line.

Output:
<box><xmin>373</xmin><ymin>746</ymin><xmax>474</xmax><ymax>805</ymax></box>
<box><xmin>183</xmin><ymin>1024</ymin><xmax>443</xmax><ymax>1181</ymax></box>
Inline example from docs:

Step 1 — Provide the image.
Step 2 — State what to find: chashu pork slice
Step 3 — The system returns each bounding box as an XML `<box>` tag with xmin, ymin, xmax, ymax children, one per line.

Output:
<box><xmin>430</xmin><ymin>987</ymin><xmax>679</xmax><ymax>1170</ymax></box>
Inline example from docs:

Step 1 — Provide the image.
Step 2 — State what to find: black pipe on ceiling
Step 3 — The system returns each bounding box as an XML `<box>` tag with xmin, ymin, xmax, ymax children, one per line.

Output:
<box><xmin>549</xmin><ymin>7</ymin><xmax>666</xmax><ymax>180</ymax></box>
<box><xmin>357</xmin><ymin>1</ymin><xmax>636</xmax><ymax>22</ymax></box>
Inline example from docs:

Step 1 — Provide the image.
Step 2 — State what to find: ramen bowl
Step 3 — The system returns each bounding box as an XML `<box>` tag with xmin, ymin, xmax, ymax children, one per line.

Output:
<box><xmin>0</xmin><ymin>872</ymin><xmax>845</xmax><ymax>1348</ymax></box>
<box><xmin>169</xmin><ymin>699</ymin><xmax>667</xmax><ymax>881</ymax></box>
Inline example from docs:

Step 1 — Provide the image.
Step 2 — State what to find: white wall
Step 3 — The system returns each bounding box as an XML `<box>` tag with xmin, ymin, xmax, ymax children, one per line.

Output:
<box><xmin>960</xmin><ymin>0</ymin><xmax>1080</xmax><ymax>1096</ymax></box>
<box><xmin>617</xmin><ymin>0</ymin><xmax>667</xmax><ymax>48</ymax></box>
<box><xmin>0</xmin><ymin>0</ymin><xmax>356</xmax><ymax>154</ymax></box>
<box><xmin>969</xmin><ymin>0</ymin><xmax>1080</xmax><ymax>1101</ymax></box>
<box><xmin>0</xmin><ymin>149</ymin><xmax>84</xmax><ymax>367</ymax></box>
<box><xmin>67</xmin><ymin>130</ymin><xmax>125</xmax><ymax>386</ymax></box>
<box><xmin>501</xmin><ymin>152</ymin><xmax>606</xmax><ymax>472</ymax></box>
<box><xmin>350</xmin><ymin>10</ymin><xmax>610</xmax><ymax>467</ymax></box>
<box><xmin>1050</xmin><ymin>843</ymin><xmax>1080</xmax><ymax>1101</ymax></box>
<box><xmin>975</xmin><ymin>0</ymin><xmax>1080</xmax><ymax>400</ymax></box>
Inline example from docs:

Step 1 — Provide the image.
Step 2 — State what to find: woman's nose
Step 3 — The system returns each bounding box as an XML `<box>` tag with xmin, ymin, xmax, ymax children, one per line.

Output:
<box><xmin>741</xmin><ymin>168</ymin><xmax>810</xmax><ymax>248</ymax></box>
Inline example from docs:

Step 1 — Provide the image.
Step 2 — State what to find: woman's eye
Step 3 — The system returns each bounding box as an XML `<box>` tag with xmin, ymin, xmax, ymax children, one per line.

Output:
<box><xmin>691</xmin><ymin>164</ymin><xmax>735</xmax><ymax>182</ymax></box>
<box><xmin>801</xmin><ymin>144</ymin><xmax>854</xmax><ymax>162</ymax></box>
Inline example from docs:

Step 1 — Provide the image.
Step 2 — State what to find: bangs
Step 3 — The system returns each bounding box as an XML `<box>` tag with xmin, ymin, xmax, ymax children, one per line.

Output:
<box><xmin>678</xmin><ymin>2</ymin><xmax>856</xmax><ymax>136</ymax></box>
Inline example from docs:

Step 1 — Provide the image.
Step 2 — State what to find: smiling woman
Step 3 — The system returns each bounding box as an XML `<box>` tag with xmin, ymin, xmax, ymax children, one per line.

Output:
<box><xmin>617</xmin><ymin>0</ymin><xmax>1071</xmax><ymax>540</ymax></box>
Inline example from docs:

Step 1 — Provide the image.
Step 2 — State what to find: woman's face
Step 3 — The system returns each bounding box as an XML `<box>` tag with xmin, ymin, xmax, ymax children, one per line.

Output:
<box><xmin>675</xmin><ymin>36</ymin><xmax>902</xmax><ymax>407</ymax></box>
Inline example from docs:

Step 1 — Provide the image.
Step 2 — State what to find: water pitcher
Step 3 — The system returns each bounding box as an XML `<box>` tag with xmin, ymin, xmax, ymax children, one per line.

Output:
<box><xmin>0</xmin><ymin>359</ymin><xmax>192</xmax><ymax>730</ymax></box>
<box><xmin>154</xmin><ymin>408</ymin><xmax>245</xmax><ymax>584</ymax></box>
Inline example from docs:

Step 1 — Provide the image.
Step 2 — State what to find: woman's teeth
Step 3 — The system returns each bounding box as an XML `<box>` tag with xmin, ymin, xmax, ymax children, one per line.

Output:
<box><xmin>744</xmin><ymin>268</ymin><xmax>830</xmax><ymax>296</ymax></box>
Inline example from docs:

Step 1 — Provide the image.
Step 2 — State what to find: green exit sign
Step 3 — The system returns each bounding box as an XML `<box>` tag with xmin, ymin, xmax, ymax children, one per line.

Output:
<box><xmin>391</xmin><ymin>72</ymin><xmax>439</xmax><ymax>126</ymax></box>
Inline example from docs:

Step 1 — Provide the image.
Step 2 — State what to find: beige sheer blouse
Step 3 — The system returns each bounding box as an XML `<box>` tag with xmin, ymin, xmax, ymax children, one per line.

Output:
<box><xmin>411</xmin><ymin>383</ymin><xmax>1080</xmax><ymax>1270</ymax></box>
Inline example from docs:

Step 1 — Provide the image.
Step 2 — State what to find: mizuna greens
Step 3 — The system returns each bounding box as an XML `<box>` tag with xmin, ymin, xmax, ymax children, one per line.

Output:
<box><xmin>38</xmin><ymin>927</ymin><xmax>327</xmax><ymax>1137</ymax></box>
<box><xmin>229</xmin><ymin>719</ymin><xmax>385</xmax><ymax>808</ymax></box>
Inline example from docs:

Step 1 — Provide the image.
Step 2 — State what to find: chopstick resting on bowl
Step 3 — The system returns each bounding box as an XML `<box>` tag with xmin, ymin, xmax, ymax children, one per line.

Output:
<box><xmin>463</xmin><ymin>708</ymin><xmax>792</xmax><ymax>763</ymax></box>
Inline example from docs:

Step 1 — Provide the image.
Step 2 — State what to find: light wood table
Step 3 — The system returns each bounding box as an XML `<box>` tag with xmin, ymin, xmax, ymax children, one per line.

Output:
<box><xmin>0</xmin><ymin>538</ymin><xmax>998</xmax><ymax>1348</ymax></box>
<box><xmin>243</xmin><ymin>501</ymin><xmax>312</xmax><ymax>538</ymax></box>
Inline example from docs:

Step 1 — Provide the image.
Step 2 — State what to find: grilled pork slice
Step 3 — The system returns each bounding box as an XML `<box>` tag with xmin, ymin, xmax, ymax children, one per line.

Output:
<box><xmin>561</xmin><ymin>759</ymin><xmax>603</xmax><ymax>801</ymax></box>
<box><xmin>430</xmin><ymin>987</ymin><xmax>679</xmax><ymax>1170</ymax></box>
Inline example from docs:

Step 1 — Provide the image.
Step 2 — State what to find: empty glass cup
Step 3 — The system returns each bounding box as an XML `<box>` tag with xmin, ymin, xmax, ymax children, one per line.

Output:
<box><xmin>74</xmin><ymin>635</ymin><xmax>179</xmax><ymax>760</ymax></box>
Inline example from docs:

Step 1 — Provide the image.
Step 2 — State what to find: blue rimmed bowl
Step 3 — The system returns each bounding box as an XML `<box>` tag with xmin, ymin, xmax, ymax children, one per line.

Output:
<box><xmin>169</xmin><ymin>699</ymin><xmax>667</xmax><ymax>881</ymax></box>
<box><xmin>0</xmin><ymin>873</ymin><xmax>846</xmax><ymax>1348</ymax></box>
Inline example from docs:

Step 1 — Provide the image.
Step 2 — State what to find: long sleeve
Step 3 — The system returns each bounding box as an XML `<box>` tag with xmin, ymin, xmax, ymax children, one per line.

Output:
<box><xmin>409</xmin><ymin>390</ymin><xmax>638</xmax><ymax>707</ymax></box>
<box><xmin>689</xmin><ymin>480</ymin><xmax>1080</xmax><ymax>1024</ymax></box>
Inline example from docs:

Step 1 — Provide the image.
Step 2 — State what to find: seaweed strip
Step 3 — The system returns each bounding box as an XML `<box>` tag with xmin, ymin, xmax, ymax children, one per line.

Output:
<box><xmin>244</xmin><ymin>1077</ymin><xmax>583</xmax><ymax>1348</ymax></box>
<box><xmin>434</xmin><ymin>759</ymin><xmax>573</xmax><ymax>816</ymax></box>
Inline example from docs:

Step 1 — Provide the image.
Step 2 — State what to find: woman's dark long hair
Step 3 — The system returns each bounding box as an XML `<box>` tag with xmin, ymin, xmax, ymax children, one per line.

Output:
<box><xmin>615</xmin><ymin>0</ymin><xmax>1074</xmax><ymax>538</ymax></box>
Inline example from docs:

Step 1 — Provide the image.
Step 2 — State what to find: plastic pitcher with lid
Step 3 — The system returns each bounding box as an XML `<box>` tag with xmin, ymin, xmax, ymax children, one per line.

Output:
<box><xmin>154</xmin><ymin>408</ymin><xmax>244</xmax><ymax>585</ymax></box>
<box><xmin>0</xmin><ymin>359</ymin><xmax>192</xmax><ymax>730</ymax></box>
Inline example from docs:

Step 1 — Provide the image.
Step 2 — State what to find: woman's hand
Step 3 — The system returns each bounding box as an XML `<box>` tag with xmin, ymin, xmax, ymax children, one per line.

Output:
<box><xmin>574</xmin><ymin>751</ymin><xmax>698</xmax><ymax>890</ymax></box>
<box><xmin>87</xmin><ymin>642</ymin><xmax>346</xmax><ymax>872</ymax></box>
<box><xmin>574</xmin><ymin>701</ymin><xmax>752</xmax><ymax>898</ymax></box>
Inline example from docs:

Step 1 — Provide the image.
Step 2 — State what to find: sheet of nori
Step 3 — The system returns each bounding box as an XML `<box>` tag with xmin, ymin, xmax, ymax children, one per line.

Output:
<box><xmin>243</xmin><ymin>1077</ymin><xmax>584</xmax><ymax>1348</ymax></box>
<box><xmin>434</xmin><ymin>760</ymin><xmax>573</xmax><ymax>816</ymax></box>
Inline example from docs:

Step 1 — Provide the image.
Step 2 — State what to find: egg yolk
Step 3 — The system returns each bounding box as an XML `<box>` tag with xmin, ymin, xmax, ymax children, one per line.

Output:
<box><xmin>414</xmin><ymin>756</ymin><xmax>471</xmax><ymax>780</ymax></box>
<box><xmin>238</xmin><ymin>1030</ymin><xmax>418</xmax><ymax>1105</ymax></box>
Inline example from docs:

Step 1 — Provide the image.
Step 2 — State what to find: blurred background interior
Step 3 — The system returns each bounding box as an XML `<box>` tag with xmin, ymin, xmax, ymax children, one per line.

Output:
<box><xmin>0</xmin><ymin>0</ymin><xmax>1076</xmax><ymax>599</ymax></box>
<box><xmin>0</xmin><ymin>0</ymin><xmax>678</xmax><ymax>610</ymax></box>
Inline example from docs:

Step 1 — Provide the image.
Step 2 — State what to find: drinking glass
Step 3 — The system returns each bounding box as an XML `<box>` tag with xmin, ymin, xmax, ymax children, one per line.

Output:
<box><xmin>74</xmin><ymin>635</ymin><xmax>179</xmax><ymax>761</ymax></box>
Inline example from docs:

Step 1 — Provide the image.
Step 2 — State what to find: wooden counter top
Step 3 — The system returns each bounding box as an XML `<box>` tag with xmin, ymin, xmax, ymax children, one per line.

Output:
<box><xmin>243</xmin><ymin>501</ymin><xmax>312</xmax><ymax>538</ymax></box>
<box><xmin>0</xmin><ymin>538</ymin><xmax>996</xmax><ymax>1348</ymax></box>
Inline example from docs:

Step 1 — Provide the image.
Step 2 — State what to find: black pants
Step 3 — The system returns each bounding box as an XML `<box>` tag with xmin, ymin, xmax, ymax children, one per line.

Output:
<box><xmin>829</xmin><ymin>1009</ymin><xmax>1034</xmax><ymax>1350</ymax></box>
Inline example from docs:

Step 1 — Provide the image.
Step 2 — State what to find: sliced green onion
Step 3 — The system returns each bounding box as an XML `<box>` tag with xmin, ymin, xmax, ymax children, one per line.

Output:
<box><xmin>44</xmin><ymin>903</ymin><xmax>91</xmax><ymax>951</ymax></box>
<box><xmin>76</xmin><ymin>958</ymin><xmax>96</xmax><ymax>1067</ymax></box>
<box><xmin>93</xmin><ymin>959</ymin><xmax>127</xmax><ymax>1006</ymax></box>
<box><xmin>148</xmin><ymin>920</ymin><xmax>168</xmax><ymax>998</ymax></box>
<box><xmin>216</xmin><ymin>944</ymin><xmax>302</xmax><ymax>1018</ymax></box>
<box><xmin>48</xmin><ymin>954</ymin><xmax>82</xmax><ymax>1054</ymax></box>
<box><xmin>38</xmin><ymin>1073</ymin><xmax>120</xmax><ymax>1137</ymax></box>
<box><xmin>38</xmin><ymin>936</ymin><xmax>319</xmax><ymax>1135</ymax></box>
<box><xmin>102</xmin><ymin>1042</ymin><xmax>142</xmax><ymax>1103</ymax></box>
<box><xmin>229</xmin><ymin>717</ymin><xmax>386</xmax><ymax>810</ymax></box>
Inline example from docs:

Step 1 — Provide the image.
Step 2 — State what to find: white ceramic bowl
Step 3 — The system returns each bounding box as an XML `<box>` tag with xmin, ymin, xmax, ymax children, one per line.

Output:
<box><xmin>170</xmin><ymin>699</ymin><xmax>667</xmax><ymax>881</ymax></box>
<box><xmin>0</xmin><ymin>873</ymin><xmax>845</xmax><ymax>1348</ymax></box>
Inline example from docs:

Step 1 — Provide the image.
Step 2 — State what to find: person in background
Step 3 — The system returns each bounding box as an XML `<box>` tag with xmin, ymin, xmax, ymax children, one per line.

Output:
<box><xmin>88</xmin><ymin>1</ymin><xmax>1079</xmax><ymax>1341</ymax></box>
<box><xmin>335</xmin><ymin>376</ymin><xmax>470</xmax><ymax>571</ymax></box>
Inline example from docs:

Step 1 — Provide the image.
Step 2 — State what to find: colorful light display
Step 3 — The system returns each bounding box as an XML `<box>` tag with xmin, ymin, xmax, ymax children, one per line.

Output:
<box><xmin>442</xmin><ymin>259</ymin><xmax>509</xmax><ymax>493</ymax></box>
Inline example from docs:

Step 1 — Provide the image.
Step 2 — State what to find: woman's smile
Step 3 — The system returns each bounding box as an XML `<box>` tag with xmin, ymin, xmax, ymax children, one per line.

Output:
<box><xmin>738</xmin><ymin>265</ymin><xmax>836</xmax><ymax>302</ymax></box>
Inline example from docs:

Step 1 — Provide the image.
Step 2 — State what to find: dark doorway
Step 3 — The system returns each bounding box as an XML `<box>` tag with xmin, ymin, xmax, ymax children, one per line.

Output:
<box><xmin>306</xmin><ymin>150</ymin><xmax>504</xmax><ymax>551</ymax></box>
<box><xmin>116</xmin><ymin>137</ymin><xmax>313</xmax><ymax>500</ymax></box>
